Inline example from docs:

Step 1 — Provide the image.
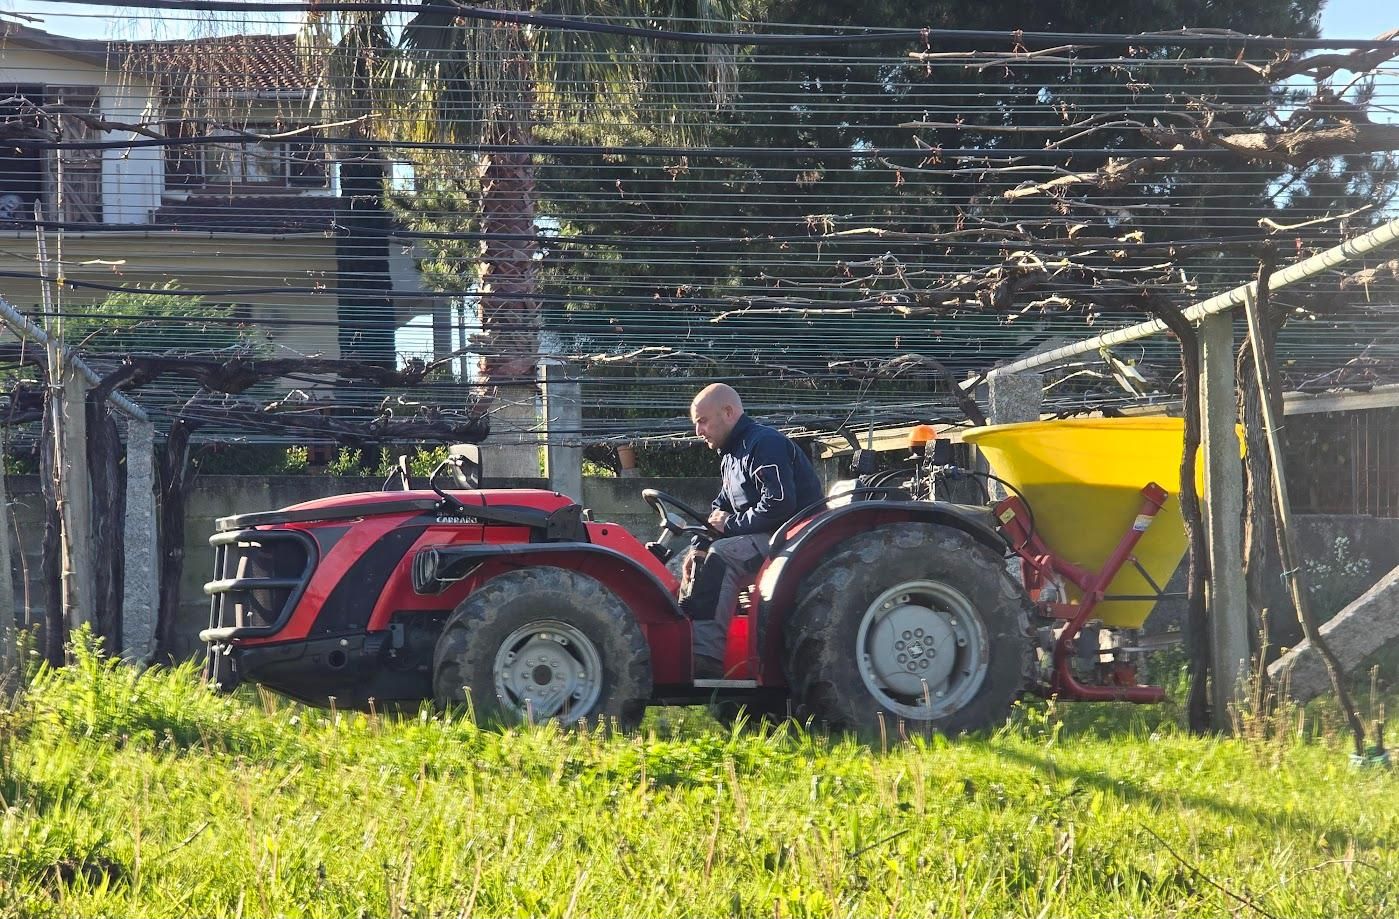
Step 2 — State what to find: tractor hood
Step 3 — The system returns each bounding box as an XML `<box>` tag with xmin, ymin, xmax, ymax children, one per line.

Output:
<box><xmin>215</xmin><ymin>488</ymin><xmax>578</xmax><ymax>532</ymax></box>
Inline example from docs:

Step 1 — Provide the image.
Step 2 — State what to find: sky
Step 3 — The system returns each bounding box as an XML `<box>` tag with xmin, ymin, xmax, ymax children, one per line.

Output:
<box><xmin>1</xmin><ymin>0</ymin><xmax>1395</xmax><ymax>41</ymax></box>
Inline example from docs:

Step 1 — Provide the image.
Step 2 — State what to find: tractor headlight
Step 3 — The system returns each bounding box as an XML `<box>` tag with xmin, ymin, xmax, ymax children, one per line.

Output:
<box><xmin>411</xmin><ymin>548</ymin><xmax>443</xmax><ymax>594</ymax></box>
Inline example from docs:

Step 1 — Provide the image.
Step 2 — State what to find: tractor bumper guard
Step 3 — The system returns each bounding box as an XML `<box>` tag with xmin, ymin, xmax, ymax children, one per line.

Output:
<box><xmin>201</xmin><ymin>528</ymin><xmax>317</xmax><ymax>644</ymax></box>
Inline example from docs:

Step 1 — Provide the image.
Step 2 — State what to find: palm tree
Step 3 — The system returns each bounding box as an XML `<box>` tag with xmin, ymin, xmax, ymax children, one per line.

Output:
<box><xmin>303</xmin><ymin>1</ymin><xmax>739</xmax><ymax>391</ymax></box>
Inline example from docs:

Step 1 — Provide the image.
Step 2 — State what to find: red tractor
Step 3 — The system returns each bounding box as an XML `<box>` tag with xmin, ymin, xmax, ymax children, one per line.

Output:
<box><xmin>203</xmin><ymin>427</ymin><xmax>1176</xmax><ymax>735</ymax></box>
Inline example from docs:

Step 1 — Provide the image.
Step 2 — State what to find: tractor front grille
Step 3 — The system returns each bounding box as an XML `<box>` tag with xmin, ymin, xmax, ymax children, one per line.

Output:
<box><xmin>205</xmin><ymin>529</ymin><xmax>315</xmax><ymax>638</ymax></box>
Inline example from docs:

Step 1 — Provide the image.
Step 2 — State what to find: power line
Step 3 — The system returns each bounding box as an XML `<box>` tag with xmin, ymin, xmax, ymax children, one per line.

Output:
<box><xmin>34</xmin><ymin>1</ymin><xmax>1399</xmax><ymax>50</ymax></box>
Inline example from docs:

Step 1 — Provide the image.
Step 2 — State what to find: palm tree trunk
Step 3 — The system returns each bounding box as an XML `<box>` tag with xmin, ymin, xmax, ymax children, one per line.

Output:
<box><xmin>477</xmin><ymin>124</ymin><xmax>541</xmax><ymax>384</ymax></box>
<box><xmin>473</xmin><ymin>45</ymin><xmax>543</xmax><ymax>479</ymax></box>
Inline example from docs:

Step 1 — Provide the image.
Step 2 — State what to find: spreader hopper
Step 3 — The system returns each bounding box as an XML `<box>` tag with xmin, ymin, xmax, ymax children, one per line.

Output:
<box><xmin>963</xmin><ymin>417</ymin><xmax>1211</xmax><ymax>628</ymax></box>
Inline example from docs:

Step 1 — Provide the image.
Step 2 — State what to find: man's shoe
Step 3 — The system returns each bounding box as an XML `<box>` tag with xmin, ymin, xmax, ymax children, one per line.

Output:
<box><xmin>693</xmin><ymin>655</ymin><xmax>726</xmax><ymax>681</ymax></box>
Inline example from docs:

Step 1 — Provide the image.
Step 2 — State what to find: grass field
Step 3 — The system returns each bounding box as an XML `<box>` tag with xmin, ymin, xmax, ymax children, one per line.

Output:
<box><xmin>2</xmin><ymin>636</ymin><xmax>1396</xmax><ymax>918</ymax></box>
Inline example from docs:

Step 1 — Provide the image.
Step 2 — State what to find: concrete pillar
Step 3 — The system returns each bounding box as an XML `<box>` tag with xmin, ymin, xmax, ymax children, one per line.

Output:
<box><xmin>542</xmin><ymin>363</ymin><xmax>583</xmax><ymax>502</ymax></box>
<box><xmin>122</xmin><ymin>418</ymin><xmax>159</xmax><ymax>659</ymax></box>
<box><xmin>987</xmin><ymin>370</ymin><xmax>1043</xmax><ymax>425</ymax></box>
<box><xmin>482</xmin><ymin>380</ymin><xmax>543</xmax><ymax>481</ymax></box>
<box><xmin>1199</xmin><ymin>312</ymin><xmax>1250</xmax><ymax>728</ymax></box>
<box><xmin>985</xmin><ymin>371</ymin><xmax>1043</xmax><ymax>496</ymax></box>
<box><xmin>57</xmin><ymin>361</ymin><xmax>95</xmax><ymax>632</ymax></box>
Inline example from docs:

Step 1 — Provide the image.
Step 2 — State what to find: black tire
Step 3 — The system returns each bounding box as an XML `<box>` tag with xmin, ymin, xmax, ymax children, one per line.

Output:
<box><xmin>783</xmin><ymin>522</ymin><xmax>1033</xmax><ymax>737</ymax></box>
<box><xmin>433</xmin><ymin>566</ymin><xmax>652</xmax><ymax>729</ymax></box>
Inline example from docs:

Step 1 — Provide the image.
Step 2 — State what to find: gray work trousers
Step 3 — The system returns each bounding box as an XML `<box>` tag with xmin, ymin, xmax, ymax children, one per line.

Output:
<box><xmin>690</xmin><ymin>533</ymin><xmax>768</xmax><ymax>662</ymax></box>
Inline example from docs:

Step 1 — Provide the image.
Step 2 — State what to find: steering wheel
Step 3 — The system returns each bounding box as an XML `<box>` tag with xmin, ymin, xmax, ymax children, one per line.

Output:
<box><xmin>642</xmin><ymin>488</ymin><xmax>722</xmax><ymax>539</ymax></box>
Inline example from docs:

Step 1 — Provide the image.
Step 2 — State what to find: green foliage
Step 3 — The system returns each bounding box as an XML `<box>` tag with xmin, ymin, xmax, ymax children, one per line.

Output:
<box><xmin>192</xmin><ymin>444</ymin><xmax>316</xmax><ymax>476</ymax></box>
<box><xmin>1304</xmin><ymin>534</ymin><xmax>1374</xmax><ymax>620</ymax></box>
<box><xmin>581</xmin><ymin>458</ymin><xmax>617</xmax><ymax>478</ymax></box>
<box><xmin>177</xmin><ymin>444</ymin><xmax>476</xmax><ymax>480</ymax></box>
<box><xmin>190</xmin><ymin>444</ymin><xmax>288</xmax><ymax>476</ymax></box>
<box><xmin>279</xmin><ymin>445</ymin><xmax>310</xmax><ymax>475</ymax></box>
<box><xmin>532</xmin><ymin>0</ymin><xmax>1339</xmax><ymax>372</ymax></box>
<box><xmin>634</xmin><ymin>443</ymin><xmax>719</xmax><ymax>478</ymax></box>
<box><xmin>325</xmin><ymin>447</ymin><xmax>366</xmax><ymax>477</ymax></box>
<box><xmin>3</xmin><ymin>633</ymin><xmax>1398</xmax><ymax>917</ymax></box>
<box><xmin>62</xmin><ymin>283</ymin><xmax>265</xmax><ymax>356</ymax></box>
<box><xmin>2</xmin><ymin>449</ymin><xmax>35</xmax><ymax>476</ymax></box>
<box><xmin>375</xmin><ymin>445</ymin><xmax>453</xmax><ymax>479</ymax></box>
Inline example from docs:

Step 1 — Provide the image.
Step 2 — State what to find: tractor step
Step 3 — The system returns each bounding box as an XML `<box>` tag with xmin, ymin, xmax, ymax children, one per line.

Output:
<box><xmin>692</xmin><ymin>678</ymin><xmax>759</xmax><ymax>689</ymax></box>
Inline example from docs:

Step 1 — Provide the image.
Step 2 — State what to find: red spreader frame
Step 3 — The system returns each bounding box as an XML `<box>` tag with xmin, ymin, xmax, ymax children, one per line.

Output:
<box><xmin>995</xmin><ymin>483</ymin><xmax>1170</xmax><ymax>703</ymax></box>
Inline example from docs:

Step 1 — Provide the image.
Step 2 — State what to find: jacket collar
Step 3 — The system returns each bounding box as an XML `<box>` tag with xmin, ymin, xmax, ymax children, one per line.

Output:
<box><xmin>719</xmin><ymin>413</ymin><xmax>756</xmax><ymax>455</ymax></box>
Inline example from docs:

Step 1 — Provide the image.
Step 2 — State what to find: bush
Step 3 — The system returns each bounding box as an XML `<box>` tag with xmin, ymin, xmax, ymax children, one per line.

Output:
<box><xmin>326</xmin><ymin>447</ymin><xmax>366</xmax><ymax>477</ymax></box>
<box><xmin>63</xmin><ymin>283</ymin><xmax>266</xmax><ymax>355</ymax></box>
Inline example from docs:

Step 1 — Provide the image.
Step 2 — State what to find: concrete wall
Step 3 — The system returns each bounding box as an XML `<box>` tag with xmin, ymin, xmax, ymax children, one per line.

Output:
<box><xmin>1145</xmin><ymin>514</ymin><xmax>1399</xmax><ymax>638</ymax></box>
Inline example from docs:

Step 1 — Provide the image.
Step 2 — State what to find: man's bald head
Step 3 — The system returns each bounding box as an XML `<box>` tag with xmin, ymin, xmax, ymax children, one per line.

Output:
<box><xmin>693</xmin><ymin>383</ymin><xmax>743</xmax><ymax>414</ymax></box>
<box><xmin>691</xmin><ymin>383</ymin><xmax>744</xmax><ymax>450</ymax></box>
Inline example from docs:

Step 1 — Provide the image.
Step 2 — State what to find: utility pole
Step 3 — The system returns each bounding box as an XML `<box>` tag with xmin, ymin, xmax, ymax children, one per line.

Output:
<box><xmin>36</xmin><ymin>161</ymin><xmax>95</xmax><ymax>640</ymax></box>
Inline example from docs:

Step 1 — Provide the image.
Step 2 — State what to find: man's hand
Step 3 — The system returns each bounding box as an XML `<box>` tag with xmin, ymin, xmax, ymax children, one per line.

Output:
<box><xmin>708</xmin><ymin>509</ymin><xmax>730</xmax><ymax>533</ymax></box>
<box><xmin>682</xmin><ymin>548</ymin><xmax>706</xmax><ymax>584</ymax></box>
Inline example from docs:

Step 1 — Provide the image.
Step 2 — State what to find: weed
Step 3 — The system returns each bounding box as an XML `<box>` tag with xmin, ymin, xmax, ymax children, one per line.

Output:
<box><xmin>1304</xmin><ymin>534</ymin><xmax>1373</xmax><ymax>619</ymax></box>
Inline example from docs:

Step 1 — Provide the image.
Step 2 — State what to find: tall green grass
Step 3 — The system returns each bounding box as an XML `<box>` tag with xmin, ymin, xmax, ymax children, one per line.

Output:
<box><xmin>2</xmin><ymin>633</ymin><xmax>1396</xmax><ymax>918</ymax></box>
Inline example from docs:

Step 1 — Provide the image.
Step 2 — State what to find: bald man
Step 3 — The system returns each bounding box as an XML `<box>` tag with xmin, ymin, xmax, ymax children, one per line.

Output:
<box><xmin>681</xmin><ymin>383</ymin><xmax>823</xmax><ymax>679</ymax></box>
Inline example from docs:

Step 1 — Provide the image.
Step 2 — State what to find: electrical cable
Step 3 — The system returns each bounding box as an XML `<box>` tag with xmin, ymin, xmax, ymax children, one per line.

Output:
<box><xmin>35</xmin><ymin>0</ymin><xmax>1399</xmax><ymax>51</ymax></box>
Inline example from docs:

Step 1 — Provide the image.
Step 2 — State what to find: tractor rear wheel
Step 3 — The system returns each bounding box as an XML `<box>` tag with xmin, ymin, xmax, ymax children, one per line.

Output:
<box><xmin>433</xmin><ymin>566</ymin><xmax>652</xmax><ymax>729</ymax></box>
<box><xmin>784</xmin><ymin>522</ymin><xmax>1032</xmax><ymax>737</ymax></box>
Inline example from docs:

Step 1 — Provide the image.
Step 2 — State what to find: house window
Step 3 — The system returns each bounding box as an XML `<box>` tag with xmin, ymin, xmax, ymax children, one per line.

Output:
<box><xmin>169</xmin><ymin>124</ymin><xmax>328</xmax><ymax>190</ymax></box>
<box><xmin>0</xmin><ymin>85</ymin><xmax>45</xmax><ymax>221</ymax></box>
<box><xmin>0</xmin><ymin>85</ymin><xmax>102</xmax><ymax>223</ymax></box>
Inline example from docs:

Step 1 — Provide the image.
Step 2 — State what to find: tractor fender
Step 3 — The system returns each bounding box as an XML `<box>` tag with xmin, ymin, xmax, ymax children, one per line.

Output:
<box><xmin>416</xmin><ymin>543</ymin><xmax>693</xmax><ymax>686</ymax></box>
<box><xmin>753</xmin><ymin>501</ymin><xmax>1008</xmax><ymax>670</ymax></box>
<box><xmin>415</xmin><ymin>542</ymin><xmax>685</xmax><ymax>624</ymax></box>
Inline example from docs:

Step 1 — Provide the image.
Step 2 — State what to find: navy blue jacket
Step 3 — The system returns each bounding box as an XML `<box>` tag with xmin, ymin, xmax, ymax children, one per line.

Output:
<box><xmin>710</xmin><ymin>414</ymin><xmax>823</xmax><ymax>538</ymax></box>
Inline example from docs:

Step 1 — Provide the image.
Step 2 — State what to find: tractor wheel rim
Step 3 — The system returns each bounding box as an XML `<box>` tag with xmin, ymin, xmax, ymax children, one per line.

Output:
<box><xmin>492</xmin><ymin>619</ymin><xmax>604</xmax><ymax>721</ymax></box>
<box><xmin>855</xmin><ymin>579</ymin><xmax>989</xmax><ymax>721</ymax></box>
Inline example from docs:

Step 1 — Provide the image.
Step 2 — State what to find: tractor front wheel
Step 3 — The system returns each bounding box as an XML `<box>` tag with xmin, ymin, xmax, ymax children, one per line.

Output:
<box><xmin>784</xmin><ymin>522</ymin><xmax>1033</xmax><ymax>737</ymax></box>
<box><xmin>433</xmin><ymin>566</ymin><xmax>652</xmax><ymax>729</ymax></box>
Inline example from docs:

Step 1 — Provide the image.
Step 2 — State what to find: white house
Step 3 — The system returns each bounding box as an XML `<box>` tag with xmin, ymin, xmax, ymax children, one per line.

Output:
<box><xmin>0</xmin><ymin>23</ymin><xmax>441</xmax><ymax>367</ymax></box>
